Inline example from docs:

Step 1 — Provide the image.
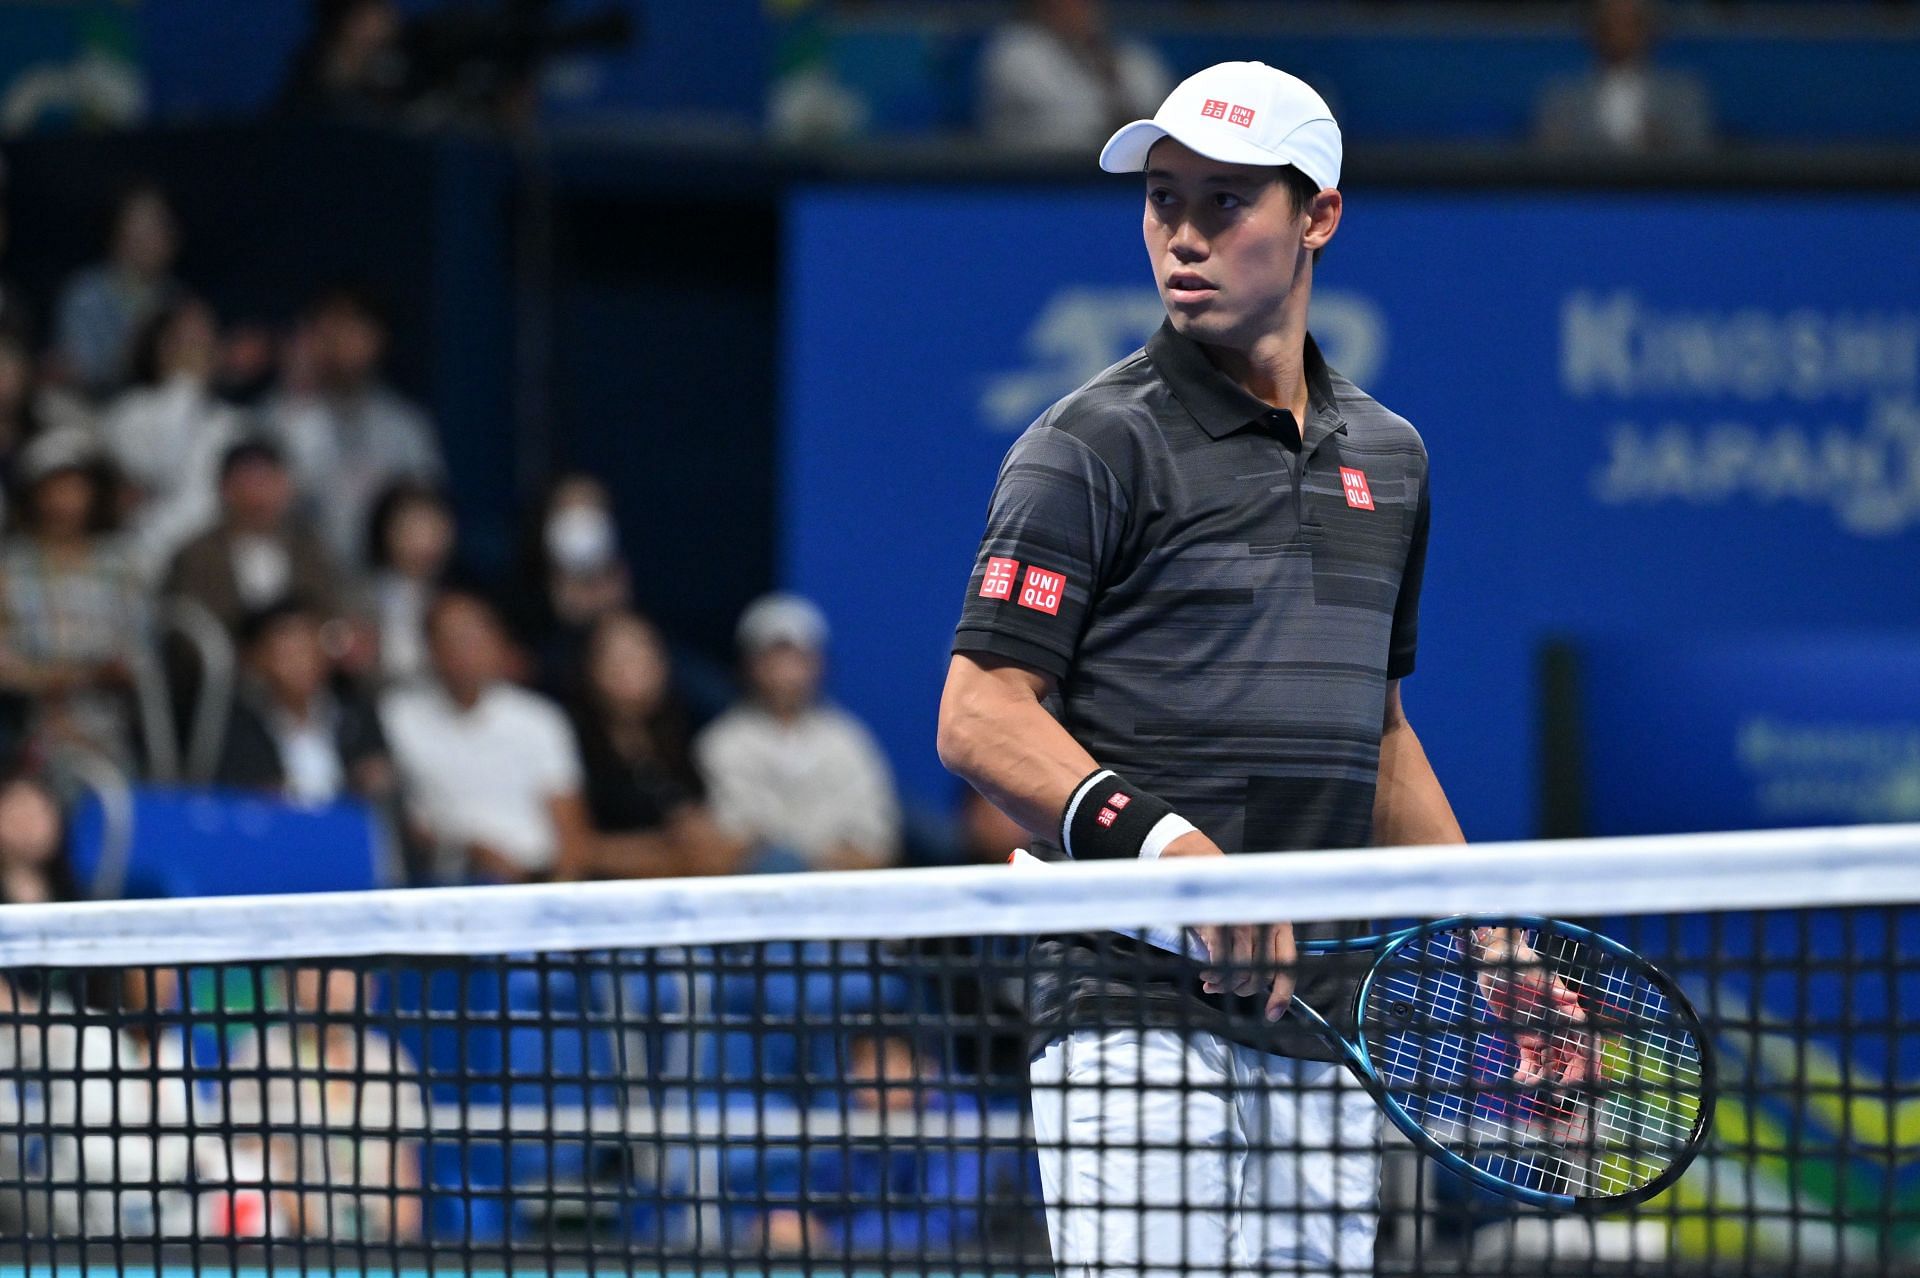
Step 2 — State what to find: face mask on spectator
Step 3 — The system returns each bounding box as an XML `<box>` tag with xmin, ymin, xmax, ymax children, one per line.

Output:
<box><xmin>545</xmin><ymin>505</ymin><xmax>616</xmax><ymax>575</ymax></box>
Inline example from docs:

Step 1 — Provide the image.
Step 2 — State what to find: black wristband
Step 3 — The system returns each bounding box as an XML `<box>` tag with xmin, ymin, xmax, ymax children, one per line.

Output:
<box><xmin>1061</xmin><ymin>768</ymin><xmax>1176</xmax><ymax>860</ymax></box>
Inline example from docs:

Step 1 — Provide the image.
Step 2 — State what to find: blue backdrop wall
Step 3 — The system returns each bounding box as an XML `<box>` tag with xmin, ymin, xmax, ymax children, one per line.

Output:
<box><xmin>782</xmin><ymin>187</ymin><xmax>1920</xmax><ymax>841</ymax></box>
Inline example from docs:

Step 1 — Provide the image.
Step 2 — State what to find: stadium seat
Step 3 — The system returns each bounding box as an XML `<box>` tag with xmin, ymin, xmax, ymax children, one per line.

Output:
<box><xmin>69</xmin><ymin>788</ymin><xmax>389</xmax><ymax>899</ymax></box>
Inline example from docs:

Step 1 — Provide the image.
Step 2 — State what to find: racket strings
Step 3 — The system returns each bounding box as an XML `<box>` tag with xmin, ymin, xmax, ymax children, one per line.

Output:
<box><xmin>1361</xmin><ymin>923</ymin><xmax>1707</xmax><ymax>1199</ymax></box>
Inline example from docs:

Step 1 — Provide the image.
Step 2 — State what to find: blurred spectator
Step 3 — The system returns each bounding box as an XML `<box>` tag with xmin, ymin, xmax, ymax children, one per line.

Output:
<box><xmin>163</xmin><ymin>438</ymin><xmax>347</xmax><ymax>638</ymax></box>
<box><xmin>213</xmin><ymin>601</ymin><xmax>393</xmax><ymax>808</ymax></box>
<box><xmin>758</xmin><ymin>1033</ymin><xmax>981</xmax><ymax>1255</ymax></box>
<box><xmin>53</xmin><ymin>183</ymin><xmax>182</xmax><ymax>400</ymax></box>
<box><xmin>278</xmin><ymin>0</ymin><xmax>408</xmax><ymax>123</ymax></box>
<box><xmin>3</xmin><ymin>968</ymin><xmax>223</xmax><ymax>1239</ymax></box>
<box><xmin>1535</xmin><ymin>0</ymin><xmax>1716</xmax><ymax>155</ymax></box>
<box><xmin>0</xmin><ymin>772</ymin><xmax>85</xmax><ymax>1015</ymax></box>
<box><xmin>572</xmin><ymin>610</ymin><xmax>747</xmax><ymax>879</ymax></box>
<box><xmin>268</xmin><ymin>285</ymin><xmax>442</xmax><ymax>567</ymax></box>
<box><xmin>381</xmin><ymin>590</ymin><xmax>590</xmax><ymax>884</ymax></box>
<box><xmin>695</xmin><ymin>593</ymin><xmax>901</xmax><ymax>871</ymax></box>
<box><xmin>979</xmin><ymin>0</ymin><xmax>1172</xmax><ymax>153</ymax></box>
<box><xmin>226</xmin><ymin>963</ymin><xmax>425</xmax><ymax>1243</ymax></box>
<box><xmin>0</xmin><ymin>432</ymin><xmax>145</xmax><ymax>767</ymax></box>
<box><xmin>0</xmin><ymin>771</ymin><xmax>78</xmax><ymax>906</ymax></box>
<box><xmin>513</xmin><ymin>472</ymin><xmax>632</xmax><ymax>691</ymax></box>
<box><xmin>364</xmin><ymin>481</ymin><xmax>455</xmax><ymax>686</ymax></box>
<box><xmin>102</xmin><ymin>296</ymin><xmax>243</xmax><ymax>580</ymax></box>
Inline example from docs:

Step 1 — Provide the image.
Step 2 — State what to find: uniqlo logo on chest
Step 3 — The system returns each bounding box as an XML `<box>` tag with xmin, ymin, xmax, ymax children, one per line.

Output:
<box><xmin>978</xmin><ymin>556</ymin><xmax>1019</xmax><ymax>601</ymax></box>
<box><xmin>1340</xmin><ymin>467</ymin><xmax>1376</xmax><ymax>511</ymax></box>
<box><xmin>1201</xmin><ymin>99</ymin><xmax>1227</xmax><ymax>119</ymax></box>
<box><xmin>1228</xmin><ymin>104</ymin><xmax>1256</xmax><ymax>128</ymax></box>
<box><xmin>1018</xmin><ymin>566</ymin><xmax>1066</xmax><ymax>615</ymax></box>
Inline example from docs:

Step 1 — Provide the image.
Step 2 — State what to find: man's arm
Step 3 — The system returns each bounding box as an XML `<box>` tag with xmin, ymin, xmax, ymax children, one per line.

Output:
<box><xmin>935</xmin><ymin>652</ymin><xmax>1093</xmax><ymax>837</ymax></box>
<box><xmin>1373</xmin><ymin>680</ymin><xmax>1464</xmax><ymax>847</ymax></box>
<box><xmin>937</xmin><ymin>650</ymin><xmax>1289</xmax><ymax>1011</ymax></box>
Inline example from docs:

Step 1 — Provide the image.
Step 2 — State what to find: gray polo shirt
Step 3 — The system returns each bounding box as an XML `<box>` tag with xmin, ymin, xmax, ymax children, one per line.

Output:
<box><xmin>952</xmin><ymin>320</ymin><xmax>1430</xmax><ymax>1058</ymax></box>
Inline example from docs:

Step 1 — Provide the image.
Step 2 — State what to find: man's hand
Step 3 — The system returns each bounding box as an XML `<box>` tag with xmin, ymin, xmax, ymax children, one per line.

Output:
<box><xmin>1473</xmin><ymin>929</ymin><xmax>1592</xmax><ymax>1087</ymax></box>
<box><xmin>1163</xmin><ymin>830</ymin><xmax>1296</xmax><ymax>1019</ymax></box>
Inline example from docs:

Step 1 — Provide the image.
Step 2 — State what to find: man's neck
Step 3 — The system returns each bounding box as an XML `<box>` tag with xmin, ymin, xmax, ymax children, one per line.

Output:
<box><xmin>444</xmin><ymin>680</ymin><xmax>487</xmax><ymax>713</ymax></box>
<box><xmin>1199</xmin><ymin>291</ymin><xmax>1315</xmax><ymax>428</ymax></box>
<box><xmin>271</xmin><ymin>687</ymin><xmax>320</xmax><ymax>724</ymax></box>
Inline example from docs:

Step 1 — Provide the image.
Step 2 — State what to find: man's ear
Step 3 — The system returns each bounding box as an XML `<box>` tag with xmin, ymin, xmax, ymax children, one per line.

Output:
<box><xmin>1303</xmin><ymin>188</ymin><xmax>1342</xmax><ymax>253</ymax></box>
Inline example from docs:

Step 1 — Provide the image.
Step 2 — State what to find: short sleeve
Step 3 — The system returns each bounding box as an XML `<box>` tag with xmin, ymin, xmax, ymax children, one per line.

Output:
<box><xmin>1387</xmin><ymin>478</ymin><xmax>1429</xmax><ymax>681</ymax></box>
<box><xmin>952</xmin><ymin>427</ymin><xmax>1126</xmax><ymax>681</ymax></box>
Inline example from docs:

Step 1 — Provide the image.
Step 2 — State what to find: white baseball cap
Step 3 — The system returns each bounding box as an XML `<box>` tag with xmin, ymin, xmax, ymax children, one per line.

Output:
<box><xmin>1099</xmin><ymin>61</ymin><xmax>1342</xmax><ymax>191</ymax></box>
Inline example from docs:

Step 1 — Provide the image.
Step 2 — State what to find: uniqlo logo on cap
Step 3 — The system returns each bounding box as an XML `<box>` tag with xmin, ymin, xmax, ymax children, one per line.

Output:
<box><xmin>979</xmin><ymin>556</ymin><xmax>1019</xmax><ymax>601</ymax></box>
<box><xmin>1340</xmin><ymin>467</ymin><xmax>1376</xmax><ymax>511</ymax></box>
<box><xmin>1109</xmin><ymin>793</ymin><xmax>1131</xmax><ymax>811</ymax></box>
<box><xmin>1018</xmin><ymin>566</ymin><xmax>1066</xmax><ymax>615</ymax></box>
<box><xmin>1228</xmin><ymin>104</ymin><xmax>1256</xmax><ymax>128</ymax></box>
<box><xmin>1201</xmin><ymin>99</ymin><xmax>1227</xmax><ymax>119</ymax></box>
<box><xmin>1096</xmin><ymin>807</ymin><xmax>1118</xmax><ymax>828</ymax></box>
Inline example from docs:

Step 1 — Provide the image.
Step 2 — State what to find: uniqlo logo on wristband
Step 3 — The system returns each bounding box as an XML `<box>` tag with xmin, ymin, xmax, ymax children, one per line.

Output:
<box><xmin>1096</xmin><ymin>807</ymin><xmax>1118</xmax><ymax>828</ymax></box>
<box><xmin>1340</xmin><ymin>467</ymin><xmax>1376</xmax><ymax>511</ymax></box>
<box><xmin>1109</xmin><ymin>793</ymin><xmax>1130</xmax><ymax>810</ymax></box>
<box><xmin>978</xmin><ymin>556</ymin><xmax>1019</xmax><ymax>601</ymax></box>
<box><xmin>1017</xmin><ymin>566</ymin><xmax>1065</xmax><ymax>615</ymax></box>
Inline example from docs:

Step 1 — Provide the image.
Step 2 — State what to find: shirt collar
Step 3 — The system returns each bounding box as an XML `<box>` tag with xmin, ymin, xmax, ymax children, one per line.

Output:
<box><xmin>1146</xmin><ymin>320</ymin><xmax>1347</xmax><ymax>447</ymax></box>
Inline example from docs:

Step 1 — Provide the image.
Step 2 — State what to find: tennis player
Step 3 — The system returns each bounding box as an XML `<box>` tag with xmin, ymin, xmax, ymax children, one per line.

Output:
<box><xmin>938</xmin><ymin>62</ymin><xmax>1466</xmax><ymax>1276</ymax></box>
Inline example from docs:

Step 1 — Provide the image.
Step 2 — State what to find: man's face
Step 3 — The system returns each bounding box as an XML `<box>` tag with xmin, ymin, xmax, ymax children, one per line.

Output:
<box><xmin>253</xmin><ymin>616</ymin><xmax>327</xmax><ymax>706</ymax></box>
<box><xmin>1142</xmin><ymin>140</ymin><xmax>1315</xmax><ymax>352</ymax></box>
<box><xmin>429</xmin><ymin>597</ymin><xmax>508</xmax><ymax>695</ymax></box>
<box><xmin>33</xmin><ymin>470</ymin><xmax>93</xmax><ymax>537</ymax></box>
<box><xmin>747</xmin><ymin>643</ymin><xmax>822</xmax><ymax>716</ymax></box>
<box><xmin>115</xmin><ymin>194</ymin><xmax>178</xmax><ymax>279</ymax></box>
<box><xmin>223</xmin><ymin>458</ymin><xmax>292</xmax><ymax>530</ymax></box>
<box><xmin>315</xmin><ymin>309</ymin><xmax>385</xmax><ymax>387</ymax></box>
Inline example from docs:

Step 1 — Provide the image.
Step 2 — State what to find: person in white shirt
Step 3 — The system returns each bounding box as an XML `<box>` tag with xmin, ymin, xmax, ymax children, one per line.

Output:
<box><xmin>266</xmin><ymin>286</ymin><xmax>443</xmax><ymax>567</ymax></box>
<box><xmin>0</xmin><ymin>968</ymin><xmax>224</xmax><ymax>1240</ymax></box>
<box><xmin>380</xmin><ymin>590</ymin><xmax>591</xmax><ymax>883</ymax></box>
<box><xmin>979</xmin><ymin>0</ymin><xmax>1172</xmax><ymax>154</ymax></box>
<box><xmin>101</xmin><ymin>296</ymin><xmax>242</xmax><ymax>581</ymax></box>
<box><xmin>1533</xmin><ymin>0</ymin><xmax>1715</xmax><ymax>155</ymax></box>
<box><xmin>225</xmin><ymin>964</ymin><xmax>426</xmax><ymax>1244</ymax></box>
<box><xmin>695</xmin><ymin>593</ymin><xmax>901</xmax><ymax>872</ymax></box>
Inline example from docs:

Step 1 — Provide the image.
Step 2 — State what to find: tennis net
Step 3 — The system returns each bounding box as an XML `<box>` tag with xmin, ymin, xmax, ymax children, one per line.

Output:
<box><xmin>0</xmin><ymin>823</ymin><xmax>1915</xmax><ymax>1277</ymax></box>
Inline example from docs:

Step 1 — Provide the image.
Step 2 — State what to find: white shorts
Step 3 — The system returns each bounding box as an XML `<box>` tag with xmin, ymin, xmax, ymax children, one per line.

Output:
<box><xmin>1031</xmin><ymin>1025</ymin><xmax>1380</xmax><ymax>1278</ymax></box>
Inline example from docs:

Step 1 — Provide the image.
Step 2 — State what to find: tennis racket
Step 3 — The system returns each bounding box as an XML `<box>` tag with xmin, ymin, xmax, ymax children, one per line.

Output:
<box><xmin>1009</xmin><ymin>849</ymin><xmax>1715</xmax><ymax>1211</ymax></box>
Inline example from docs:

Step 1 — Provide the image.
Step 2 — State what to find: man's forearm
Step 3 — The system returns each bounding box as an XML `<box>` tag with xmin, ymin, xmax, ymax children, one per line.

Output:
<box><xmin>1373</xmin><ymin>719</ymin><xmax>1464</xmax><ymax>846</ymax></box>
<box><xmin>937</xmin><ymin>658</ymin><xmax>1097</xmax><ymax>839</ymax></box>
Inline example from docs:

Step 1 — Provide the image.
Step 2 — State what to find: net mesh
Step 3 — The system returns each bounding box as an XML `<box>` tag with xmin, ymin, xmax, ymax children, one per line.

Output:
<box><xmin>0</xmin><ymin>826</ymin><xmax>1914</xmax><ymax>1277</ymax></box>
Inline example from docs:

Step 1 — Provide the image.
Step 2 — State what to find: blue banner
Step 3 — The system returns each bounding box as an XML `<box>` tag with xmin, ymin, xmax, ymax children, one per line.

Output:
<box><xmin>782</xmin><ymin>187</ymin><xmax>1920</xmax><ymax>840</ymax></box>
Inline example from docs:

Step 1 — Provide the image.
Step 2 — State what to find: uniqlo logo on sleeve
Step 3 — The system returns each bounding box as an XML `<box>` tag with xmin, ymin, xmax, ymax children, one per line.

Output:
<box><xmin>1228</xmin><ymin>104</ymin><xmax>1256</xmax><ymax>128</ymax></box>
<box><xmin>1201</xmin><ymin>99</ymin><xmax>1228</xmax><ymax>119</ymax></box>
<box><xmin>1096</xmin><ymin>807</ymin><xmax>1118</xmax><ymax>828</ymax></box>
<box><xmin>1017</xmin><ymin>566</ymin><xmax>1066</xmax><ymax>615</ymax></box>
<box><xmin>978</xmin><ymin>556</ymin><xmax>1019</xmax><ymax>601</ymax></box>
<box><xmin>1340</xmin><ymin>467</ymin><xmax>1376</xmax><ymax>511</ymax></box>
